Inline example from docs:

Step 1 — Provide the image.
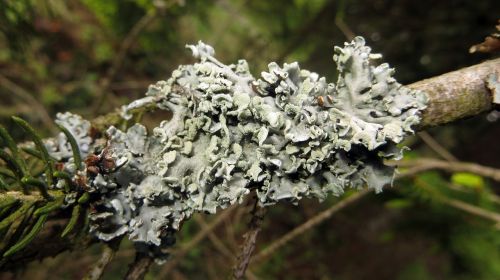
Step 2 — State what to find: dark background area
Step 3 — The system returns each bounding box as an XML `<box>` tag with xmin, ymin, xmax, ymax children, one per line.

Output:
<box><xmin>0</xmin><ymin>0</ymin><xmax>499</xmax><ymax>279</ymax></box>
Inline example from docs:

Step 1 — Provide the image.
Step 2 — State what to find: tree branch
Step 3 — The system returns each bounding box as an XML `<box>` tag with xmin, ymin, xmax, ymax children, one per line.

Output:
<box><xmin>251</xmin><ymin>189</ymin><xmax>369</xmax><ymax>265</ymax></box>
<box><xmin>0</xmin><ymin>45</ymin><xmax>498</xmax><ymax>273</ymax></box>
<box><xmin>124</xmin><ymin>253</ymin><xmax>154</xmax><ymax>280</ymax></box>
<box><xmin>84</xmin><ymin>239</ymin><xmax>122</xmax><ymax>280</ymax></box>
<box><xmin>417</xmin><ymin>131</ymin><xmax>458</xmax><ymax>162</ymax></box>
<box><xmin>410</xmin><ymin>58</ymin><xmax>500</xmax><ymax>129</ymax></box>
<box><xmin>231</xmin><ymin>196</ymin><xmax>267</xmax><ymax>280</ymax></box>
<box><xmin>0</xmin><ymin>74</ymin><xmax>56</xmax><ymax>133</ymax></box>
<box><xmin>393</xmin><ymin>157</ymin><xmax>500</xmax><ymax>182</ymax></box>
<box><xmin>158</xmin><ymin>206</ymin><xmax>236</xmax><ymax>277</ymax></box>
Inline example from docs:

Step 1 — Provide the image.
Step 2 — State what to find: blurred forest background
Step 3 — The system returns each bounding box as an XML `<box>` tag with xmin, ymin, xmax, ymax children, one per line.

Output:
<box><xmin>0</xmin><ymin>0</ymin><xmax>499</xmax><ymax>279</ymax></box>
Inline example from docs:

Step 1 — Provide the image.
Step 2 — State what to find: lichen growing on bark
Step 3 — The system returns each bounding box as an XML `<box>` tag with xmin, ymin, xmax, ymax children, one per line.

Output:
<box><xmin>41</xmin><ymin>37</ymin><xmax>427</xmax><ymax>261</ymax></box>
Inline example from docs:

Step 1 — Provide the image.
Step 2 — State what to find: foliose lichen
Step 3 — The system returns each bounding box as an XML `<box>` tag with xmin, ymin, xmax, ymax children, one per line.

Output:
<box><xmin>45</xmin><ymin>37</ymin><xmax>428</xmax><ymax>261</ymax></box>
<box><xmin>46</xmin><ymin>112</ymin><xmax>93</xmax><ymax>163</ymax></box>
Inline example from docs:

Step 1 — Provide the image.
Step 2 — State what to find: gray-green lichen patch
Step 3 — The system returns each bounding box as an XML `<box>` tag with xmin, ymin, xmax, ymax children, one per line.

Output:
<box><xmin>46</xmin><ymin>112</ymin><xmax>93</xmax><ymax>162</ymax></box>
<box><xmin>25</xmin><ymin>38</ymin><xmax>426</xmax><ymax>261</ymax></box>
<box><xmin>81</xmin><ymin>37</ymin><xmax>428</xmax><ymax>260</ymax></box>
<box><xmin>42</xmin><ymin>112</ymin><xmax>94</xmax><ymax>191</ymax></box>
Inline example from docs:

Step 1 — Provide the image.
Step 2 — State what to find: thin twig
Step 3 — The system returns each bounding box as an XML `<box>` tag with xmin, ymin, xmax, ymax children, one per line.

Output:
<box><xmin>92</xmin><ymin>9</ymin><xmax>160</xmax><ymax>113</ymax></box>
<box><xmin>335</xmin><ymin>17</ymin><xmax>355</xmax><ymax>41</ymax></box>
<box><xmin>159</xmin><ymin>206</ymin><xmax>236</xmax><ymax>277</ymax></box>
<box><xmin>194</xmin><ymin>215</ymin><xmax>260</xmax><ymax>279</ymax></box>
<box><xmin>125</xmin><ymin>252</ymin><xmax>154</xmax><ymax>280</ymax></box>
<box><xmin>417</xmin><ymin>131</ymin><xmax>457</xmax><ymax>162</ymax></box>
<box><xmin>179</xmin><ymin>208</ymin><xmax>235</xmax><ymax>251</ymax></box>
<box><xmin>232</xmin><ymin>196</ymin><xmax>267</xmax><ymax>280</ymax></box>
<box><xmin>83</xmin><ymin>239</ymin><xmax>122</xmax><ymax>280</ymax></box>
<box><xmin>393</xmin><ymin>158</ymin><xmax>500</xmax><ymax>182</ymax></box>
<box><xmin>251</xmin><ymin>189</ymin><xmax>369</xmax><ymax>265</ymax></box>
<box><xmin>93</xmin><ymin>10</ymin><xmax>157</xmax><ymax>112</ymax></box>
<box><xmin>274</xmin><ymin>1</ymin><xmax>354</xmax><ymax>63</ymax></box>
<box><xmin>442</xmin><ymin>196</ymin><xmax>500</xmax><ymax>223</ymax></box>
<box><xmin>194</xmin><ymin>215</ymin><xmax>234</xmax><ymax>259</ymax></box>
<box><xmin>447</xmin><ymin>183</ymin><xmax>500</xmax><ymax>204</ymax></box>
<box><xmin>0</xmin><ymin>74</ymin><xmax>55</xmax><ymax>132</ymax></box>
<box><xmin>92</xmin><ymin>0</ymin><xmax>181</xmax><ymax>113</ymax></box>
<box><xmin>415</xmin><ymin>177</ymin><xmax>500</xmax><ymax>224</ymax></box>
<box><xmin>272</xmin><ymin>1</ymin><xmax>337</xmax><ymax>63</ymax></box>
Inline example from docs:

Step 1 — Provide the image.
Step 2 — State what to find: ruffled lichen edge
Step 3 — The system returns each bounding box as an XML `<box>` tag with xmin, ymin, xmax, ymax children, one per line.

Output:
<box><xmin>38</xmin><ymin>36</ymin><xmax>427</xmax><ymax>262</ymax></box>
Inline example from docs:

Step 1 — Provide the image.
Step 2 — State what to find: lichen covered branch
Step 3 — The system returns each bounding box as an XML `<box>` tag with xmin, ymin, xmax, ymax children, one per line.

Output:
<box><xmin>78</xmin><ymin>37</ymin><xmax>426</xmax><ymax>261</ymax></box>
<box><xmin>409</xmin><ymin>57</ymin><xmax>500</xmax><ymax>128</ymax></box>
<box><xmin>15</xmin><ymin>35</ymin><xmax>500</xmax><ymax>266</ymax></box>
<box><xmin>1</xmin><ymin>37</ymin><xmax>429</xmax><ymax>263</ymax></box>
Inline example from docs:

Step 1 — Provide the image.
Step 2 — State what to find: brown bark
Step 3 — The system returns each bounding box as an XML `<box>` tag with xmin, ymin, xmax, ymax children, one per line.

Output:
<box><xmin>409</xmin><ymin>58</ymin><xmax>499</xmax><ymax>128</ymax></box>
<box><xmin>89</xmin><ymin>59</ymin><xmax>500</xmax><ymax>131</ymax></box>
<box><xmin>232</xmin><ymin>197</ymin><xmax>267</xmax><ymax>280</ymax></box>
<box><xmin>124</xmin><ymin>253</ymin><xmax>154</xmax><ymax>280</ymax></box>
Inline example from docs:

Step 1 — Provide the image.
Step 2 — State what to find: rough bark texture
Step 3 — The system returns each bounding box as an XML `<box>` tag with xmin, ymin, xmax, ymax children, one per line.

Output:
<box><xmin>124</xmin><ymin>253</ymin><xmax>154</xmax><ymax>280</ymax></box>
<box><xmin>232</xmin><ymin>200</ymin><xmax>267</xmax><ymax>280</ymax></box>
<box><xmin>89</xmin><ymin>58</ymin><xmax>500</xmax><ymax>133</ymax></box>
<box><xmin>83</xmin><ymin>239</ymin><xmax>122</xmax><ymax>280</ymax></box>
<box><xmin>410</xmin><ymin>58</ymin><xmax>499</xmax><ymax>128</ymax></box>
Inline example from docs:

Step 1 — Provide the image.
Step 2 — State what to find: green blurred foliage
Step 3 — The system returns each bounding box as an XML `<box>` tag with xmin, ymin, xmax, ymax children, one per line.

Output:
<box><xmin>450</xmin><ymin>226</ymin><xmax>500</xmax><ymax>280</ymax></box>
<box><xmin>452</xmin><ymin>172</ymin><xmax>485</xmax><ymax>189</ymax></box>
<box><xmin>0</xmin><ymin>0</ymin><xmax>499</xmax><ymax>279</ymax></box>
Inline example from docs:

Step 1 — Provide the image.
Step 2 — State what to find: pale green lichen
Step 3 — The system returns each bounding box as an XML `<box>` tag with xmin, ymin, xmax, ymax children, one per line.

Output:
<box><xmin>45</xmin><ymin>112</ymin><xmax>93</xmax><ymax>162</ymax></box>
<box><xmin>43</xmin><ymin>37</ymin><xmax>427</xmax><ymax>261</ymax></box>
